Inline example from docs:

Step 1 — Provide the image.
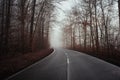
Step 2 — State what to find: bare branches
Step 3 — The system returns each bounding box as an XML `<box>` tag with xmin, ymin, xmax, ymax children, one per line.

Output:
<box><xmin>63</xmin><ymin>0</ymin><xmax>119</xmax><ymax>54</ymax></box>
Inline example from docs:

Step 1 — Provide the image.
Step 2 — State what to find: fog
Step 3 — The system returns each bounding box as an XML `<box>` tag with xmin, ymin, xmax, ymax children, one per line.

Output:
<box><xmin>49</xmin><ymin>0</ymin><xmax>75</xmax><ymax>48</ymax></box>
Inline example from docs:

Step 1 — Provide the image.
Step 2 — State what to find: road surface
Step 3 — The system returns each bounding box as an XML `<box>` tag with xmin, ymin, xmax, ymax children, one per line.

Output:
<box><xmin>6</xmin><ymin>49</ymin><xmax>120</xmax><ymax>80</ymax></box>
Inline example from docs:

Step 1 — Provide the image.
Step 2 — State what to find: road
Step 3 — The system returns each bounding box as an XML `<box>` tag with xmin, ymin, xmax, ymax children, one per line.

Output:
<box><xmin>6</xmin><ymin>49</ymin><xmax>120</xmax><ymax>80</ymax></box>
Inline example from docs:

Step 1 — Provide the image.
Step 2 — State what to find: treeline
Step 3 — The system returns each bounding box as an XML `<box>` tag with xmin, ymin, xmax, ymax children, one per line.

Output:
<box><xmin>0</xmin><ymin>0</ymin><xmax>55</xmax><ymax>55</ymax></box>
<box><xmin>63</xmin><ymin>0</ymin><xmax>120</xmax><ymax>56</ymax></box>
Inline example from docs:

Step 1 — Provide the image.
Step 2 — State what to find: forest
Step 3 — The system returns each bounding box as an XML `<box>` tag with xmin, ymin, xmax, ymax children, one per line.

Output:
<box><xmin>0</xmin><ymin>0</ymin><xmax>57</xmax><ymax>79</ymax></box>
<box><xmin>0</xmin><ymin>0</ymin><xmax>55</xmax><ymax>55</ymax></box>
<box><xmin>62</xmin><ymin>0</ymin><xmax>120</xmax><ymax>65</ymax></box>
<box><xmin>0</xmin><ymin>0</ymin><xmax>120</xmax><ymax>79</ymax></box>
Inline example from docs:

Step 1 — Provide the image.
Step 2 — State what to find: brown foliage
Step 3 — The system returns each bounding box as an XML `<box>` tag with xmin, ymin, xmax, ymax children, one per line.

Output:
<box><xmin>0</xmin><ymin>49</ymin><xmax>53</xmax><ymax>80</ymax></box>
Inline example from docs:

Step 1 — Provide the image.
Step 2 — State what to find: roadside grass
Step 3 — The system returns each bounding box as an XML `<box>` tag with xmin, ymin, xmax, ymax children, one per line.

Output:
<box><xmin>0</xmin><ymin>48</ymin><xmax>53</xmax><ymax>80</ymax></box>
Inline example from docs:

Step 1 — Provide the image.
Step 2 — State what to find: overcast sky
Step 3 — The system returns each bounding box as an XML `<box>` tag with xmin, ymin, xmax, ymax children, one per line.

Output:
<box><xmin>49</xmin><ymin>0</ymin><xmax>75</xmax><ymax>48</ymax></box>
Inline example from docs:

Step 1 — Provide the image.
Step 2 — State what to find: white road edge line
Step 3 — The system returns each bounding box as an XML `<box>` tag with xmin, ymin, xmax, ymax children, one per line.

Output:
<box><xmin>65</xmin><ymin>53</ymin><xmax>70</xmax><ymax>80</ymax></box>
<box><xmin>5</xmin><ymin>49</ymin><xmax>55</xmax><ymax>80</ymax></box>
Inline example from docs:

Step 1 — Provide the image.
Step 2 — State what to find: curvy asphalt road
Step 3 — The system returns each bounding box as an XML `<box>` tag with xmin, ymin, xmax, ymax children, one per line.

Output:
<box><xmin>6</xmin><ymin>49</ymin><xmax>120</xmax><ymax>80</ymax></box>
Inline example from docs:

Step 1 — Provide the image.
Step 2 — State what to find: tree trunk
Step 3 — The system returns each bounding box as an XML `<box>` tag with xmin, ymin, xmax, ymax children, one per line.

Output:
<box><xmin>89</xmin><ymin>0</ymin><xmax>94</xmax><ymax>51</ymax></box>
<box><xmin>29</xmin><ymin>0</ymin><xmax>36</xmax><ymax>52</ymax></box>
<box><xmin>100</xmin><ymin>0</ymin><xmax>109</xmax><ymax>54</ymax></box>
<box><xmin>94</xmin><ymin>0</ymin><xmax>99</xmax><ymax>53</ymax></box>
<box><xmin>4</xmin><ymin>0</ymin><xmax>11</xmax><ymax>54</ymax></box>
<box><xmin>0</xmin><ymin>0</ymin><xmax>5</xmax><ymax>54</ymax></box>
<box><xmin>20</xmin><ymin>0</ymin><xmax>26</xmax><ymax>53</ymax></box>
<box><xmin>118</xmin><ymin>0</ymin><xmax>120</xmax><ymax>31</ymax></box>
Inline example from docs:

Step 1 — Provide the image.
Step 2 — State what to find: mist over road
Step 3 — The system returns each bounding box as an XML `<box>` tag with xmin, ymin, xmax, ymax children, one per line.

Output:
<box><xmin>6</xmin><ymin>49</ymin><xmax>120</xmax><ymax>80</ymax></box>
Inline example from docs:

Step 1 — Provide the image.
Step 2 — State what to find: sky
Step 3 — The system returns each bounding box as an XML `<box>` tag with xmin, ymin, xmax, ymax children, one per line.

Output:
<box><xmin>49</xmin><ymin>0</ymin><xmax>75</xmax><ymax>48</ymax></box>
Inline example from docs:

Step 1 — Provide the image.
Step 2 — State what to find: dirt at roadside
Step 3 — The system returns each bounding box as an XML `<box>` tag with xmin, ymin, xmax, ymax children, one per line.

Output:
<box><xmin>0</xmin><ymin>48</ymin><xmax>53</xmax><ymax>80</ymax></box>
